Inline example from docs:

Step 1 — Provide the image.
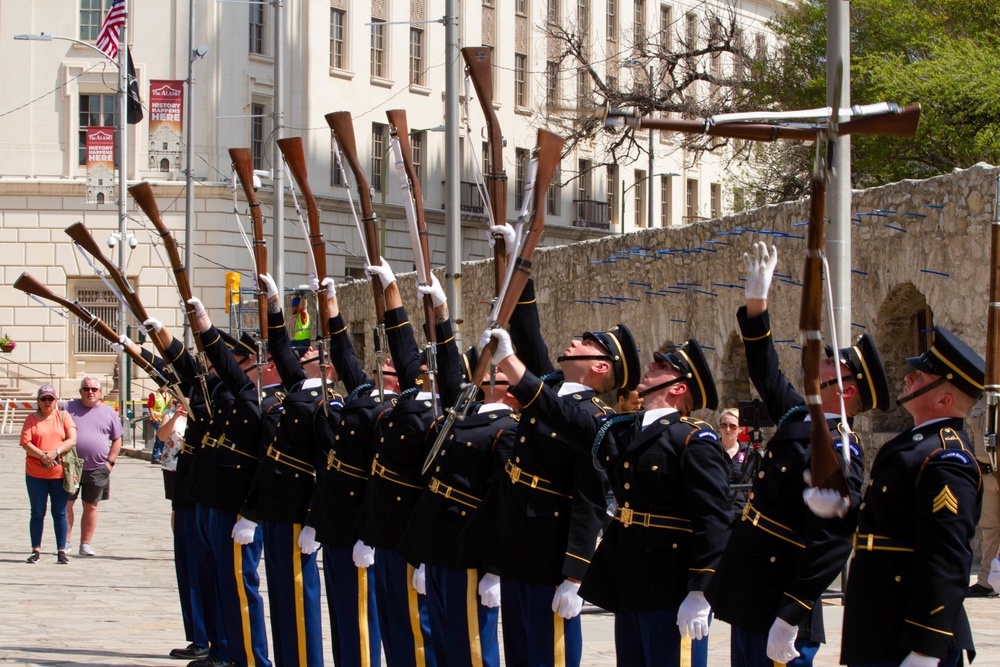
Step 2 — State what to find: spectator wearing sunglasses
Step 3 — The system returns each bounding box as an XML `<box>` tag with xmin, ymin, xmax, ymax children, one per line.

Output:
<box><xmin>718</xmin><ymin>408</ymin><xmax>750</xmax><ymax>513</ymax></box>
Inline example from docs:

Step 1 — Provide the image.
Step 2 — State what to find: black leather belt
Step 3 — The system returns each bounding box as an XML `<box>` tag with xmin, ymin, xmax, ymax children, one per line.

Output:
<box><xmin>428</xmin><ymin>477</ymin><xmax>481</xmax><ymax>509</ymax></box>
<box><xmin>742</xmin><ymin>502</ymin><xmax>806</xmax><ymax>548</ymax></box>
<box><xmin>615</xmin><ymin>507</ymin><xmax>692</xmax><ymax>532</ymax></box>
<box><xmin>505</xmin><ymin>461</ymin><xmax>571</xmax><ymax>498</ymax></box>
<box><xmin>853</xmin><ymin>532</ymin><xmax>914</xmax><ymax>553</ymax></box>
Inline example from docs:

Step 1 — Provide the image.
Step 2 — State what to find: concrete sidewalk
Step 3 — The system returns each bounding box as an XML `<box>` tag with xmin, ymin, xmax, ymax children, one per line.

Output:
<box><xmin>0</xmin><ymin>435</ymin><xmax>997</xmax><ymax>666</ymax></box>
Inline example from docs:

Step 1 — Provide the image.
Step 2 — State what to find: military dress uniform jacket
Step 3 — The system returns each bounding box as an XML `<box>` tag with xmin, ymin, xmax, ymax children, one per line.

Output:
<box><xmin>307</xmin><ymin>313</ymin><xmax>396</xmax><ymax>548</ymax></box>
<box><xmin>707</xmin><ymin>307</ymin><xmax>864</xmax><ymax>642</ymax></box>
<box><xmin>842</xmin><ymin>419</ymin><xmax>982</xmax><ymax>663</ymax></box>
<box><xmin>356</xmin><ymin>306</ymin><xmax>461</xmax><ymax>550</ymax></box>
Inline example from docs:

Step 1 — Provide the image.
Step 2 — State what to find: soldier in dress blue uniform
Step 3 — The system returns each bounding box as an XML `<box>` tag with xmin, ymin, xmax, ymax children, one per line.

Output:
<box><xmin>831</xmin><ymin>326</ymin><xmax>985</xmax><ymax>667</ymax></box>
<box><xmin>397</xmin><ymin>344</ymin><xmax>519</xmax><ymax>667</ymax></box>
<box><xmin>355</xmin><ymin>260</ymin><xmax>461</xmax><ymax>667</ymax></box>
<box><xmin>705</xmin><ymin>242</ymin><xmax>891</xmax><ymax>667</ymax></box>
<box><xmin>486</xmin><ymin>325</ymin><xmax>731</xmax><ymax>667</ymax></box>
<box><xmin>235</xmin><ymin>274</ymin><xmax>340</xmax><ymax>667</ymax></box>
<box><xmin>144</xmin><ymin>316</ymin><xmax>234</xmax><ymax>667</ymax></box>
<box><xmin>188</xmin><ymin>297</ymin><xmax>282</xmax><ymax>667</ymax></box>
<box><xmin>308</xmin><ymin>276</ymin><xmax>395</xmax><ymax>667</ymax></box>
<box><xmin>465</xmin><ymin>280</ymin><xmax>629</xmax><ymax>667</ymax></box>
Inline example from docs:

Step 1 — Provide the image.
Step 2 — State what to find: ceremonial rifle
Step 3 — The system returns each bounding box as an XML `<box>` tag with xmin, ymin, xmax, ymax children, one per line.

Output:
<box><xmin>13</xmin><ymin>272</ymin><xmax>168</xmax><ymax>385</ymax></box>
<box><xmin>985</xmin><ymin>175</ymin><xmax>1000</xmax><ymax>484</ymax></box>
<box><xmin>276</xmin><ymin>136</ymin><xmax>332</xmax><ymax>413</ymax></box>
<box><xmin>325</xmin><ymin>111</ymin><xmax>389</xmax><ymax>397</ymax></box>
<box><xmin>128</xmin><ymin>181</ymin><xmax>213</xmax><ymax>418</ymax></box>
<box><xmin>386</xmin><ymin>109</ymin><xmax>439</xmax><ymax>417</ymax></box>
<box><xmin>422</xmin><ymin>129</ymin><xmax>565</xmax><ymax>473</ymax></box>
<box><xmin>462</xmin><ymin>46</ymin><xmax>508</xmax><ymax>293</ymax></box>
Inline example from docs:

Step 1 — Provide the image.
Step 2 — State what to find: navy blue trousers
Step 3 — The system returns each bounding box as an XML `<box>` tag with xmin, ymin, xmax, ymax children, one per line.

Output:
<box><xmin>173</xmin><ymin>508</ymin><xmax>208</xmax><ymax>649</ymax></box>
<box><xmin>195</xmin><ymin>504</ymin><xmax>231</xmax><ymax>662</ymax></box>
<box><xmin>208</xmin><ymin>509</ymin><xmax>271</xmax><ymax>667</ymax></box>
<box><xmin>425</xmin><ymin>565</ymin><xmax>499</xmax><ymax>667</ymax></box>
<box><xmin>499</xmin><ymin>580</ymin><xmax>582</xmax><ymax>667</ymax></box>
<box><xmin>321</xmin><ymin>545</ymin><xmax>381</xmax><ymax>667</ymax></box>
<box><xmin>614</xmin><ymin>609</ymin><xmax>710</xmax><ymax>667</ymax></box>
<box><xmin>730</xmin><ymin>625</ymin><xmax>818</xmax><ymax>667</ymax></box>
<box><xmin>261</xmin><ymin>521</ymin><xmax>324</xmax><ymax>667</ymax></box>
<box><xmin>372</xmin><ymin>548</ymin><xmax>435</xmax><ymax>667</ymax></box>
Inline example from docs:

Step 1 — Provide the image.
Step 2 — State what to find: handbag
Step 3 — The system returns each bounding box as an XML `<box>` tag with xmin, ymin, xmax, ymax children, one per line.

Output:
<box><xmin>61</xmin><ymin>445</ymin><xmax>83</xmax><ymax>494</ymax></box>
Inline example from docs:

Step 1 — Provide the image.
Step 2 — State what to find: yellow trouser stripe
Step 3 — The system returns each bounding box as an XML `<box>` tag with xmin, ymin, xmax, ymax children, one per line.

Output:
<box><xmin>233</xmin><ymin>539</ymin><xmax>255</xmax><ymax>667</ymax></box>
<box><xmin>407</xmin><ymin>563</ymin><xmax>427</xmax><ymax>667</ymax></box>
<box><xmin>553</xmin><ymin>612</ymin><xmax>566</xmax><ymax>667</ymax></box>
<box><xmin>292</xmin><ymin>524</ymin><xmax>307</xmax><ymax>667</ymax></box>
<box><xmin>679</xmin><ymin>635</ymin><xmax>692</xmax><ymax>667</ymax></box>
<box><xmin>357</xmin><ymin>567</ymin><xmax>371</xmax><ymax>667</ymax></box>
<box><xmin>465</xmin><ymin>570</ymin><xmax>484</xmax><ymax>667</ymax></box>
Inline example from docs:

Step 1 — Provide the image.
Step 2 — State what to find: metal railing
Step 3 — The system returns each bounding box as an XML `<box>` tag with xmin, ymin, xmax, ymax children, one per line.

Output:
<box><xmin>459</xmin><ymin>181</ymin><xmax>484</xmax><ymax>215</ymax></box>
<box><xmin>572</xmin><ymin>199</ymin><xmax>610</xmax><ymax>230</ymax></box>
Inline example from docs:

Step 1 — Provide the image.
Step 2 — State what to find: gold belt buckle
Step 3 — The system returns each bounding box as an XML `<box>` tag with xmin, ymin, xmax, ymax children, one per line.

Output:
<box><xmin>620</xmin><ymin>507</ymin><xmax>634</xmax><ymax>527</ymax></box>
<box><xmin>751</xmin><ymin>507</ymin><xmax>760</xmax><ymax>527</ymax></box>
<box><xmin>327</xmin><ymin>451</ymin><xmax>335</xmax><ymax>470</ymax></box>
<box><xmin>529</xmin><ymin>474</ymin><xmax>539</xmax><ymax>489</ymax></box>
<box><xmin>217</xmin><ymin>435</ymin><xmax>227</xmax><ymax>449</ymax></box>
<box><xmin>429</xmin><ymin>478</ymin><xmax>441</xmax><ymax>494</ymax></box>
<box><xmin>509</xmin><ymin>464</ymin><xmax>521</xmax><ymax>484</ymax></box>
<box><xmin>638</xmin><ymin>511</ymin><xmax>651</xmax><ymax>528</ymax></box>
<box><xmin>867</xmin><ymin>533</ymin><xmax>874</xmax><ymax>551</ymax></box>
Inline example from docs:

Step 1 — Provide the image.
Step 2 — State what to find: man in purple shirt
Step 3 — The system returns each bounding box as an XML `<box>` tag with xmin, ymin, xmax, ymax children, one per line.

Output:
<box><xmin>65</xmin><ymin>376</ymin><xmax>123</xmax><ymax>557</ymax></box>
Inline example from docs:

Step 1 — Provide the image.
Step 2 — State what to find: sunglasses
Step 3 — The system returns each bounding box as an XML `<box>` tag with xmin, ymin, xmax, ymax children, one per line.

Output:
<box><xmin>719</xmin><ymin>423</ymin><xmax>739</xmax><ymax>430</ymax></box>
<box><xmin>81</xmin><ymin>387</ymin><xmax>100</xmax><ymax>393</ymax></box>
<box><xmin>38</xmin><ymin>396</ymin><xmax>56</xmax><ymax>402</ymax></box>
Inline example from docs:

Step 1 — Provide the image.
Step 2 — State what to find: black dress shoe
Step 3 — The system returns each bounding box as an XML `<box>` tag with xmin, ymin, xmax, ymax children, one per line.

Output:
<box><xmin>188</xmin><ymin>659</ymin><xmax>234</xmax><ymax>667</ymax></box>
<box><xmin>967</xmin><ymin>583</ymin><xmax>999</xmax><ymax>598</ymax></box>
<box><xmin>170</xmin><ymin>644</ymin><xmax>210</xmax><ymax>660</ymax></box>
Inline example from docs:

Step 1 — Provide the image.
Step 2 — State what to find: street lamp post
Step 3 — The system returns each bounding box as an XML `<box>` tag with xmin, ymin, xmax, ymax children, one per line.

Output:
<box><xmin>647</xmin><ymin>65</ymin><xmax>655</xmax><ymax>230</ymax></box>
<box><xmin>620</xmin><ymin>172</ymin><xmax>679</xmax><ymax>232</ymax></box>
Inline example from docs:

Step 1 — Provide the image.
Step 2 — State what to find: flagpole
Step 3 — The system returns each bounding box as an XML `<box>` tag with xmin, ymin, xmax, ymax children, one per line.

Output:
<box><xmin>117</xmin><ymin>3</ymin><xmax>130</xmax><ymax>440</ymax></box>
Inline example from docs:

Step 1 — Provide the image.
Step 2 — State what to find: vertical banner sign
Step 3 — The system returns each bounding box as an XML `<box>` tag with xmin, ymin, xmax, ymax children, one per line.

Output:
<box><xmin>85</xmin><ymin>126</ymin><xmax>116</xmax><ymax>204</ymax></box>
<box><xmin>147</xmin><ymin>80</ymin><xmax>185</xmax><ymax>173</ymax></box>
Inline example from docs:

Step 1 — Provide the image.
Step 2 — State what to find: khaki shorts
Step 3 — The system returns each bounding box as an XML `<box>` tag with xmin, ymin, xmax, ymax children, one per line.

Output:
<box><xmin>70</xmin><ymin>466</ymin><xmax>111</xmax><ymax>504</ymax></box>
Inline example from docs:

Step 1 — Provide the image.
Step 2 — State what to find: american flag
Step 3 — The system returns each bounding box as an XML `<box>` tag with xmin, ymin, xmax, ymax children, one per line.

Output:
<box><xmin>95</xmin><ymin>0</ymin><xmax>126</xmax><ymax>60</ymax></box>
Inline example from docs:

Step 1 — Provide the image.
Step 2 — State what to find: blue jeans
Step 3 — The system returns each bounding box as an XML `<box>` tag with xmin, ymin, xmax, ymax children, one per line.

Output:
<box><xmin>25</xmin><ymin>474</ymin><xmax>69</xmax><ymax>550</ymax></box>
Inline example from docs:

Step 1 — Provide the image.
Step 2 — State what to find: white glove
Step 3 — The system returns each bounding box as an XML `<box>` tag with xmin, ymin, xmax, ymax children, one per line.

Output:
<box><xmin>802</xmin><ymin>487</ymin><xmax>849</xmax><ymax>518</ymax></box>
<box><xmin>479</xmin><ymin>328</ymin><xmax>514</xmax><ymax>366</ymax></box>
<box><xmin>743</xmin><ymin>241</ymin><xmax>778</xmax><ymax>301</ymax></box>
<box><xmin>111</xmin><ymin>334</ymin><xmax>132</xmax><ymax>354</ymax></box>
<box><xmin>766</xmin><ymin>617</ymin><xmax>800</xmax><ymax>663</ymax></box>
<box><xmin>352</xmin><ymin>539</ymin><xmax>375</xmax><ymax>569</ymax></box>
<box><xmin>320</xmin><ymin>277</ymin><xmax>336</xmax><ymax>301</ymax></box>
<box><xmin>412</xmin><ymin>563</ymin><xmax>426</xmax><ymax>595</ymax></box>
<box><xmin>142</xmin><ymin>317</ymin><xmax>164</xmax><ymax>335</ymax></box>
<box><xmin>676</xmin><ymin>591</ymin><xmax>711</xmax><ymax>640</ymax></box>
<box><xmin>899</xmin><ymin>652</ymin><xmax>940</xmax><ymax>667</ymax></box>
<box><xmin>990</xmin><ymin>557</ymin><xmax>1000</xmax><ymax>594</ymax></box>
<box><xmin>187</xmin><ymin>297</ymin><xmax>206</xmax><ymax>317</ymax></box>
<box><xmin>297</xmin><ymin>525</ymin><xmax>321</xmax><ymax>555</ymax></box>
<box><xmin>488</xmin><ymin>224</ymin><xmax>517</xmax><ymax>252</ymax></box>
<box><xmin>364</xmin><ymin>257</ymin><xmax>396</xmax><ymax>289</ymax></box>
<box><xmin>416</xmin><ymin>273</ymin><xmax>447</xmax><ymax>308</ymax></box>
<box><xmin>231</xmin><ymin>517</ymin><xmax>258</xmax><ymax>545</ymax></box>
<box><xmin>478</xmin><ymin>573</ymin><xmax>502</xmax><ymax>608</ymax></box>
<box><xmin>551</xmin><ymin>579</ymin><xmax>584</xmax><ymax>620</ymax></box>
<box><xmin>258</xmin><ymin>273</ymin><xmax>279</xmax><ymax>300</ymax></box>
<box><xmin>309</xmin><ymin>276</ymin><xmax>320</xmax><ymax>293</ymax></box>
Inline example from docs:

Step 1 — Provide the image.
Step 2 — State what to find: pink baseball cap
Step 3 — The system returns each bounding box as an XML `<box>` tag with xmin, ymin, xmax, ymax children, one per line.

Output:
<box><xmin>37</xmin><ymin>384</ymin><xmax>57</xmax><ymax>399</ymax></box>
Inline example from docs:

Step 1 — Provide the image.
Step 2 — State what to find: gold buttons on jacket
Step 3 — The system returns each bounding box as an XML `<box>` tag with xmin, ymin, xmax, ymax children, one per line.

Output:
<box><xmin>623</xmin><ymin>462</ymin><xmax>630</xmax><ymax>469</ymax></box>
<box><xmin>895</xmin><ymin>576</ymin><xmax>901</xmax><ymax>582</ymax></box>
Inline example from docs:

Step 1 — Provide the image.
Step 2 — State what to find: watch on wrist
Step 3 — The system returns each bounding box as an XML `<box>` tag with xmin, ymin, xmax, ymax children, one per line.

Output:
<box><xmin>108</xmin><ymin>459</ymin><xmax>116</xmax><ymax>467</ymax></box>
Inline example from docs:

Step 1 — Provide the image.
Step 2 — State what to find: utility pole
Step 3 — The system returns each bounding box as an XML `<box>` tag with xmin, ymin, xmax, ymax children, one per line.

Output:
<box><xmin>827</xmin><ymin>0</ymin><xmax>851</xmax><ymax>346</ymax></box>
<box><xmin>444</xmin><ymin>0</ymin><xmax>462</xmax><ymax>346</ymax></box>
<box><xmin>272</xmin><ymin>0</ymin><xmax>285</xmax><ymax>301</ymax></box>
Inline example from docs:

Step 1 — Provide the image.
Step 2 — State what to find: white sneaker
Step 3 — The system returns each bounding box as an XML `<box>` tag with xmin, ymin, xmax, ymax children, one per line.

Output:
<box><xmin>79</xmin><ymin>544</ymin><xmax>95</xmax><ymax>557</ymax></box>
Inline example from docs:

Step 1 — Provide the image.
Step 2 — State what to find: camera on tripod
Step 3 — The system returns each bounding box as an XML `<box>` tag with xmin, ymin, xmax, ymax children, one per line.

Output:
<box><xmin>738</xmin><ymin>398</ymin><xmax>773</xmax><ymax>428</ymax></box>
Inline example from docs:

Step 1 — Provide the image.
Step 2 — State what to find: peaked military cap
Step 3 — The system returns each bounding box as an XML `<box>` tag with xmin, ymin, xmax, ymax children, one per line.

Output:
<box><xmin>218</xmin><ymin>329</ymin><xmax>256</xmax><ymax>358</ymax></box>
<box><xmin>653</xmin><ymin>338</ymin><xmax>718</xmax><ymax>411</ymax></box>
<box><xmin>583</xmin><ymin>323</ymin><xmax>641</xmax><ymax>390</ymax></box>
<box><xmin>826</xmin><ymin>333</ymin><xmax>891</xmax><ymax>412</ymax></box>
<box><xmin>906</xmin><ymin>326</ymin><xmax>985</xmax><ymax>399</ymax></box>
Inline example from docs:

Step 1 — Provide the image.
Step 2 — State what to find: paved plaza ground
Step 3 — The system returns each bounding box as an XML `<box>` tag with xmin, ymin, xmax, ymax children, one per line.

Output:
<box><xmin>1</xmin><ymin>434</ymin><xmax>998</xmax><ymax>666</ymax></box>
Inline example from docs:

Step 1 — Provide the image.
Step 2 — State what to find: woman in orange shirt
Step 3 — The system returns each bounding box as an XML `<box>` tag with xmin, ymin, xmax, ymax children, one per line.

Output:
<box><xmin>20</xmin><ymin>384</ymin><xmax>77</xmax><ymax>564</ymax></box>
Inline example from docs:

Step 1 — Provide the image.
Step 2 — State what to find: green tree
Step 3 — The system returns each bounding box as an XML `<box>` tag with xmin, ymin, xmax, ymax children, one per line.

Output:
<box><xmin>743</xmin><ymin>0</ymin><xmax>1000</xmax><ymax>201</ymax></box>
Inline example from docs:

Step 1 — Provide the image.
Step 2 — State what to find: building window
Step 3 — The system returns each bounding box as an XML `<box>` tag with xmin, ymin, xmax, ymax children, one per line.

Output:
<box><xmin>411</xmin><ymin>131</ymin><xmax>424</xmax><ymax>181</ymax></box>
<box><xmin>547</xmin><ymin>162</ymin><xmax>561</xmax><ymax>215</ymax></box>
<box><xmin>372</xmin><ymin>123</ymin><xmax>386</xmax><ymax>192</ymax></box>
<box><xmin>250</xmin><ymin>1</ymin><xmax>266</xmax><ymax>55</ymax></box>
<box><xmin>685</xmin><ymin>177</ymin><xmax>699</xmax><ymax>221</ymax></box>
<box><xmin>709</xmin><ymin>20</ymin><xmax>722</xmax><ymax>78</ymax></box>
<box><xmin>710</xmin><ymin>182</ymin><xmax>721</xmax><ymax>218</ymax></box>
<box><xmin>409</xmin><ymin>28</ymin><xmax>424</xmax><ymax>85</ymax></box>
<box><xmin>515</xmin><ymin>148</ymin><xmax>529</xmax><ymax>209</ymax></box>
<box><xmin>659</xmin><ymin>3</ymin><xmax>672</xmax><ymax>52</ymax></box>
<box><xmin>516</xmin><ymin>0</ymin><xmax>528</xmax><ymax>15</ymax></box>
<box><xmin>515</xmin><ymin>53</ymin><xmax>528</xmax><ymax>107</ymax></box>
<box><xmin>578</xmin><ymin>0</ymin><xmax>590</xmax><ymax>35</ymax></box>
<box><xmin>371</xmin><ymin>19</ymin><xmax>387</xmax><ymax>78</ymax></box>
<box><xmin>76</xmin><ymin>287</ymin><xmax>119</xmax><ymax>354</ymax></box>
<box><xmin>685</xmin><ymin>12</ymin><xmax>697</xmax><ymax>49</ymax></box>
<box><xmin>607</xmin><ymin>164</ymin><xmax>618</xmax><ymax>226</ymax></box>
<box><xmin>251</xmin><ymin>103</ymin><xmax>265</xmax><ymax>170</ymax></box>
<box><xmin>80</xmin><ymin>0</ymin><xmax>110</xmax><ymax>41</ymax></box>
<box><xmin>547</xmin><ymin>0</ymin><xmax>560</xmax><ymax>24</ymax></box>
<box><xmin>660</xmin><ymin>175</ymin><xmax>672</xmax><ymax>226</ymax></box>
<box><xmin>331</xmin><ymin>131</ymin><xmax>344</xmax><ymax>186</ymax></box>
<box><xmin>546</xmin><ymin>62</ymin><xmax>560</xmax><ymax>106</ymax></box>
<box><xmin>634</xmin><ymin>169</ymin><xmax>646</xmax><ymax>228</ymax></box>
<box><xmin>633</xmin><ymin>0</ymin><xmax>645</xmax><ymax>44</ymax></box>
<box><xmin>79</xmin><ymin>93</ymin><xmax>118</xmax><ymax>166</ymax></box>
<box><xmin>606</xmin><ymin>0</ymin><xmax>617</xmax><ymax>42</ymax></box>
<box><xmin>578</xmin><ymin>159</ymin><xmax>592</xmax><ymax>201</ymax></box>
<box><xmin>330</xmin><ymin>8</ymin><xmax>347</xmax><ymax>70</ymax></box>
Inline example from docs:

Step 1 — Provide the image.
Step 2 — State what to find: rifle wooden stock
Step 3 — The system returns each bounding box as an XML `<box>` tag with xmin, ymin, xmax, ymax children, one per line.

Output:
<box><xmin>799</xmin><ymin>170</ymin><xmax>848</xmax><ymax>496</ymax></box>
<box><xmin>128</xmin><ymin>182</ymin><xmax>205</xmax><ymax>352</ymax></box>
<box><xmin>13</xmin><ymin>272</ymin><xmax>160</xmax><ymax>380</ymax></box>
<box><xmin>228</xmin><ymin>147</ymin><xmax>269</xmax><ymax>341</ymax></box>
<box><xmin>277</xmin><ymin>137</ymin><xmax>330</xmax><ymax>337</ymax></box>
<box><xmin>386</xmin><ymin>109</ymin><xmax>436</xmax><ymax>345</ymax></box>
<box><xmin>471</xmin><ymin>130</ymin><xmax>565</xmax><ymax>386</ymax></box>
<box><xmin>326</xmin><ymin>111</ymin><xmax>386</xmax><ymax>321</ymax></box>
<box><xmin>462</xmin><ymin>46</ymin><xmax>509</xmax><ymax>293</ymax></box>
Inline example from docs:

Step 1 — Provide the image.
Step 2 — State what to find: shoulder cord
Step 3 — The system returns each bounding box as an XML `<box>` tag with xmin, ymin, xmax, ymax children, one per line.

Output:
<box><xmin>592</xmin><ymin>413</ymin><xmax>638</xmax><ymax>472</ymax></box>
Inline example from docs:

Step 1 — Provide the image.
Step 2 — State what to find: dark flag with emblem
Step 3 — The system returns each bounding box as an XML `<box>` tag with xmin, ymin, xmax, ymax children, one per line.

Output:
<box><xmin>126</xmin><ymin>50</ymin><xmax>143</xmax><ymax>125</ymax></box>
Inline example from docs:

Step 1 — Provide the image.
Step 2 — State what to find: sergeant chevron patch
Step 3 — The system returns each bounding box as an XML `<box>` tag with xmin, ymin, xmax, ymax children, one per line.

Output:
<box><xmin>932</xmin><ymin>486</ymin><xmax>959</xmax><ymax>514</ymax></box>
